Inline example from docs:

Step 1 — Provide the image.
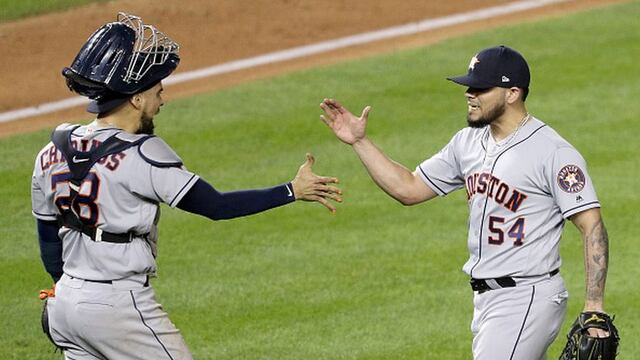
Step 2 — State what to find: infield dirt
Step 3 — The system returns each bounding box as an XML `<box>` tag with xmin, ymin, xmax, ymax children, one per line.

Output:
<box><xmin>0</xmin><ymin>0</ymin><xmax>627</xmax><ymax>137</ymax></box>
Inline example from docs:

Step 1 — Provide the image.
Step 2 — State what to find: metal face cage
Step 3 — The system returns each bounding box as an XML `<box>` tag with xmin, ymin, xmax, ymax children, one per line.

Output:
<box><xmin>117</xmin><ymin>12</ymin><xmax>179</xmax><ymax>84</ymax></box>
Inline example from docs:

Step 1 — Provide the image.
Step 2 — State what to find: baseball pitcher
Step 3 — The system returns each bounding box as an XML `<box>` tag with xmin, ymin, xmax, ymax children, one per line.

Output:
<box><xmin>319</xmin><ymin>46</ymin><xmax>617</xmax><ymax>359</ymax></box>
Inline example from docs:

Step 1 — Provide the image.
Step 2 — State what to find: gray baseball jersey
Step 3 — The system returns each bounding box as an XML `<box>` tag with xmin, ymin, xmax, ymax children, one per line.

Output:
<box><xmin>416</xmin><ymin>116</ymin><xmax>600</xmax><ymax>278</ymax></box>
<box><xmin>33</xmin><ymin>121</ymin><xmax>198</xmax><ymax>358</ymax></box>
<box><xmin>31</xmin><ymin>122</ymin><xmax>199</xmax><ymax>280</ymax></box>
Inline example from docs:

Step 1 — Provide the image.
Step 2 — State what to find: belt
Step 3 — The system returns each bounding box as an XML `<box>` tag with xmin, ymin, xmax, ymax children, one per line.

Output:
<box><xmin>57</xmin><ymin>212</ymin><xmax>145</xmax><ymax>244</ymax></box>
<box><xmin>68</xmin><ymin>275</ymin><xmax>150</xmax><ymax>287</ymax></box>
<box><xmin>470</xmin><ymin>269</ymin><xmax>559</xmax><ymax>293</ymax></box>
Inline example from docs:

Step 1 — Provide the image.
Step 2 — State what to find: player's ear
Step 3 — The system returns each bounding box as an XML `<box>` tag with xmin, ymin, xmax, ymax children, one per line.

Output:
<box><xmin>505</xmin><ymin>87</ymin><xmax>521</xmax><ymax>104</ymax></box>
<box><xmin>129</xmin><ymin>94</ymin><xmax>143</xmax><ymax>110</ymax></box>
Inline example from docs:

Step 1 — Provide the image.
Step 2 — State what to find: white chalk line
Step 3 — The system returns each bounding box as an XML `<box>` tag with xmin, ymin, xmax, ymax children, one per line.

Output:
<box><xmin>0</xmin><ymin>0</ymin><xmax>567</xmax><ymax>124</ymax></box>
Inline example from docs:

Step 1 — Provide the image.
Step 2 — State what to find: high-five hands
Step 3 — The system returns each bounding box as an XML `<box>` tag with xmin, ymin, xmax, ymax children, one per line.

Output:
<box><xmin>291</xmin><ymin>153</ymin><xmax>342</xmax><ymax>213</ymax></box>
<box><xmin>320</xmin><ymin>99</ymin><xmax>371</xmax><ymax>145</ymax></box>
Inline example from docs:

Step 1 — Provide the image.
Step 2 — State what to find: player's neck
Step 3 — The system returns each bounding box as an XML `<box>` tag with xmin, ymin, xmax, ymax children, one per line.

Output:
<box><xmin>95</xmin><ymin>107</ymin><xmax>141</xmax><ymax>134</ymax></box>
<box><xmin>490</xmin><ymin>108</ymin><xmax>529</xmax><ymax>142</ymax></box>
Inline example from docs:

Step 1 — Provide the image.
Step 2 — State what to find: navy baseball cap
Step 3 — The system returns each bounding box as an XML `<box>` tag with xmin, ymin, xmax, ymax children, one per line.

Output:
<box><xmin>447</xmin><ymin>46</ymin><xmax>530</xmax><ymax>89</ymax></box>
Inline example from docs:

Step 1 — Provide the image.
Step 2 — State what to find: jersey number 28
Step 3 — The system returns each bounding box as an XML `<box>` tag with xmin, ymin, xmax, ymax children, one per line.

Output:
<box><xmin>51</xmin><ymin>171</ymin><xmax>101</xmax><ymax>226</ymax></box>
<box><xmin>488</xmin><ymin>216</ymin><xmax>525</xmax><ymax>246</ymax></box>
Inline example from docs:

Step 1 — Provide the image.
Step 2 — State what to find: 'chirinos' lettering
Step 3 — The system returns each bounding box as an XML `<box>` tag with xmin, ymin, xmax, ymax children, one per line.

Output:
<box><xmin>40</xmin><ymin>139</ymin><xmax>126</xmax><ymax>172</ymax></box>
<box><xmin>465</xmin><ymin>172</ymin><xmax>528</xmax><ymax>212</ymax></box>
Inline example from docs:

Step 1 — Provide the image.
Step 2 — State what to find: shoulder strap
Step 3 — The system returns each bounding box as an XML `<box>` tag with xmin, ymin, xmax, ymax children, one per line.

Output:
<box><xmin>51</xmin><ymin>127</ymin><xmax>149</xmax><ymax>185</ymax></box>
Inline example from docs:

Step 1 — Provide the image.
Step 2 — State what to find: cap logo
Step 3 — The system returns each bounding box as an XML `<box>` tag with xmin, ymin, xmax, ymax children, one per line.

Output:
<box><xmin>501</xmin><ymin>75</ymin><xmax>510</xmax><ymax>83</ymax></box>
<box><xmin>468</xmin><ymin>55</ymin><xmax>480</xmax><ymax>71</ymax></box>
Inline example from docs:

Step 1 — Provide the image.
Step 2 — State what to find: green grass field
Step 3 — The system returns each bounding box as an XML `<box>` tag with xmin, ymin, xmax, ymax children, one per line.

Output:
<box><xmin>0</xmin><ymin>0</ymin><xmax>108</xmax><ymax>22</ymax></box>
<box><xmin>1</xmin><ymin>1</ymin><xmax>639</xmax><ymax>358</ymax></box>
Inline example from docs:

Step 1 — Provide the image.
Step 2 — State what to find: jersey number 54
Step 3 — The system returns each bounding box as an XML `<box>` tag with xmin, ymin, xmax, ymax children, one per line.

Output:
<box><xmin>487</xmin><ymin>216</ymin><xmax>525</xmax><ymax>246</ymax></box>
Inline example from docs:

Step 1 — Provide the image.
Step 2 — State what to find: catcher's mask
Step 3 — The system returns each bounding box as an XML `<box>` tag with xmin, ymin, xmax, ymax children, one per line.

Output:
<box><xmin>62</xmin><ymin>13</ymin><xmax>180</xmax><ymax>113</ymax></box>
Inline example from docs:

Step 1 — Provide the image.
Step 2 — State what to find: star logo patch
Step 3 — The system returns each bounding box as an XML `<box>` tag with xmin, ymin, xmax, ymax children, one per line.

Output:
<box><xmin>557</xmin><ymin>165</ymin><xmax>586</xmax><ymax>193</ymax></box>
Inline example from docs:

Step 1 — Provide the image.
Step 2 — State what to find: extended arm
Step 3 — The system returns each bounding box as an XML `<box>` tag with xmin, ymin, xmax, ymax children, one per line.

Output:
<box><xmin>177</xmin><ymin>179</ymin><xmax>294</xmax><ymax>220</ymax></box>
<box><xmin>571</xmin><ymin>207</ymin><xmax>610</xmax><ymax>336</ymax></box>
<box><xmin>177</xmin><ymin>153</ymin><xmax>342</xmax><ymax>219</ymax></box>
<box><xmin>320</xmin><ymin>99</ymin><xmax>436</xmax><ymax>205</ymax></box>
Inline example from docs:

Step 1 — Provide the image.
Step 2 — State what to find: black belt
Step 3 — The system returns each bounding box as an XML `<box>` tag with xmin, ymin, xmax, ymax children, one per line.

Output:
<box><xmin>470</xmin><ymin>269</ymin><xmax>559</xmax><ymax>293</ymax></box>
<box><xmin>57</xmin><ymin>212</ymin><xmax>144</xmax><ymax>244</ymax></box>
<box><xmin>71</xmin><ymin>276</ymin><xmax>150</xmax><ymax>287</ymax></box>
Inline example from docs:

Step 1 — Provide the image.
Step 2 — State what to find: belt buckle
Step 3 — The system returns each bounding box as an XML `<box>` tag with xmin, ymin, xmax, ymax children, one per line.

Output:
<box><xmin>469</xmin><ymin>278</ymin><xmax>489</xmax><ymax>292</ymax></box>
<box><xmin>94</xmin><ymin>228</ymin><xmax>103</xmax><ymax>242</ymax></box>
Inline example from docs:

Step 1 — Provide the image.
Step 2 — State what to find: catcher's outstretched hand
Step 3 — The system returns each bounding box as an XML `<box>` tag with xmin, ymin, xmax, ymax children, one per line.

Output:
<box><xmin>291</xmin><ymin>153</ymin><xmax>342</xmax><ymax>213</ymax></box>
<box><xmin>320</xmin><ymin>98</ymin><xmax>371</xmax><ymax>145</ymax></box>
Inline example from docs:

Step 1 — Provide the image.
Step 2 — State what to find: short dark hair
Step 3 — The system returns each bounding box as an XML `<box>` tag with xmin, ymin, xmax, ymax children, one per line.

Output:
<box><xmin>521</xmin><ymin>87</ymin><xmax>529</xmax><ymax>102</ymax></box>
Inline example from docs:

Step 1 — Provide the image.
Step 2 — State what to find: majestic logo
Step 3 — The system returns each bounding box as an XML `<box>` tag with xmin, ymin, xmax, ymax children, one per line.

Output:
<box><xmin>557</xmin><ymin>165</ymin><xmax>586</xmax><ymax>193</ymax></box>
<box><xmin>468</xmin><ymin>55</ymin><xmax>480</xmax><ymax>71</ymax></box>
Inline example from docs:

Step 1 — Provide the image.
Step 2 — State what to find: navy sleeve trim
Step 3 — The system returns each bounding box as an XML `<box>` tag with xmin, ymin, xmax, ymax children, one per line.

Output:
<box><xmin>562</xmin><ymin>201</ymin><xmax>600</xmax><ymax>217</ymax></box>
<box><xmin>418</xmin><ymin>165</ymin><xmax>447</xmax><ymax>195</ymax></box>
<box><xmin>169</xmin><ymin>174</ymin><xmax>198</xmax><ymax>207</ymax></box>
<box><xmin>33</xmin><ymin>210</ymin><xmax>57</xmax><ymax>217</ymax></box>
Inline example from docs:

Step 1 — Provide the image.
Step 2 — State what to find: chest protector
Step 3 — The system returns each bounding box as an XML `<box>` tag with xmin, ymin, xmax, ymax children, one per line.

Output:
<box><xmin>51</xmin><ymin>126</ymin><xmax>150</xmax><ymax>243</ymax></box>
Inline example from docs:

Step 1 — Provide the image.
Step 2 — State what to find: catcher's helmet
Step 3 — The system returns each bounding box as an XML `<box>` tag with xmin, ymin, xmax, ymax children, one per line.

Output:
<box><xmin>63</xmin><ymin>13</ymin><xmax>180</xmax><ymax>113</ymax></box>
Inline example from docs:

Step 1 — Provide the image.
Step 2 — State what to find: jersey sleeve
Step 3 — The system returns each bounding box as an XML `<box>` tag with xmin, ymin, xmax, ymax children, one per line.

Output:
<box><xmin>415</xmin><ymin>133</ymin><xmax>465</xmax><ymax>196</ymax></box>
<box><xmin>150</xmin><ymin>166</ymin><xmax>200</xmax><ymax>207</ymax></box>
<box><xmin>546</xmin><ymin>146</ymin><xmax>600</xmax><ymax>219</ymax></box>
<box><xmin>127</xmin><ymin>137</ymin><xmax>200</xmax><ymax>207</ymax></box>
<box><xmin>31</xmin><ymin>150</ymin><xmax>58</xmax><ymax>221</ymax></box>
<box><xmin>128</xmin><ymin>160</ymin><xmax>200</xmax><ymax>208</ymax></box>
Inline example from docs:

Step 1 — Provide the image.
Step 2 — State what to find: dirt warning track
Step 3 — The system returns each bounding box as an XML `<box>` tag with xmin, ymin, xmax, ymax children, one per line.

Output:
<box><xmin>0</xmin><ymin>0</ymin><xmax>627</xmax><ymax>137</ymax></box>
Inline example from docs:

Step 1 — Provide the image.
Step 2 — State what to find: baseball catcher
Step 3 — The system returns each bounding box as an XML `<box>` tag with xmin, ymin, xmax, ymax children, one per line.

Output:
<box><xmin>32</xmin><ymin>12</ymin><xmax>342</xmax><ymax>358</ymax></box>
<box><xmin>559</xmin><ymin>311</ymin><xmax>619</xmax><ymax>360</ymax></box>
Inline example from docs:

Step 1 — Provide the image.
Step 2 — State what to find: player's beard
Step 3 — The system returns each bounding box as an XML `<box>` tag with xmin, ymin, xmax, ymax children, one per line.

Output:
<box><xmin>467</xmin><ymin>101</ymin><xmax>506</xmax><ymax>128</ymax></box>
<box><xmin>136</xmin><ymin>116</ymin><xmax>155</xmax><ymax>135</ymax></box>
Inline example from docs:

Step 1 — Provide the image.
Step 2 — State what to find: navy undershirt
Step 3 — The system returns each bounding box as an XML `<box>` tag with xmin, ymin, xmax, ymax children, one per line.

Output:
<box><xmin>36</xmin><ymin>219</ymin><xmax>63</xmax><ymax>283</ymax></box>
<box><xmin>177</xmin><ymin>178</ymin><xmax>296</xmax><ymax>220</ymax></box>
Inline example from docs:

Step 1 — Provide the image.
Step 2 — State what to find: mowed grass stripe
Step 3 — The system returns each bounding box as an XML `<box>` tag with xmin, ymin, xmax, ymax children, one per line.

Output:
<box><xmin>1</xmin><ymin>1</ymin><xmax>638</xmax><ymax>359</ymax></box>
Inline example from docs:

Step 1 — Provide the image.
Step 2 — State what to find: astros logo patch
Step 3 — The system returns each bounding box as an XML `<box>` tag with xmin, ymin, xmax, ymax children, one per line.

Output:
<box><xmin>557</xmin><ymin>165</ymin><xmax>586</xmax><ymax>193</ymax></box>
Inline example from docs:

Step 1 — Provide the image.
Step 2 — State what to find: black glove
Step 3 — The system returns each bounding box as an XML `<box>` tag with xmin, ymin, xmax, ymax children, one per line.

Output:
<box><xmin>559</xmin><ymin>311</ymin><xmax>619</xmax><ymax>360</ymax></box>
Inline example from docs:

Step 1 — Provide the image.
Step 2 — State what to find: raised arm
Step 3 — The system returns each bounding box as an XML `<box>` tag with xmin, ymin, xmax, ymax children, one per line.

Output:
<box><xmin>320</xmin><ymin>99</ymin><xmax>435</xmax><ymax>205</ymax></box>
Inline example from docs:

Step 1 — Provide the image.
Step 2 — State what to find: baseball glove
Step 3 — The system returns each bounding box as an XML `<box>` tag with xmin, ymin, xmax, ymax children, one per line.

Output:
<box><xmin>559</xmin><ymin>311</ymin><xmax>619</xmax><ymax>360</ymax></box>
